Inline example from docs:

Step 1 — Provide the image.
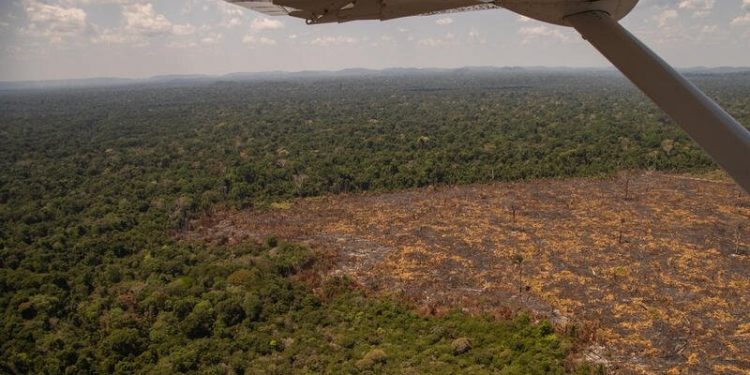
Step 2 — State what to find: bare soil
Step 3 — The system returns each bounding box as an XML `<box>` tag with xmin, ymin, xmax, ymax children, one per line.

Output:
<box><xmin>180</xmin><ymin>171</ymin><xmax>750</xmax><ymax>374</ymax></box>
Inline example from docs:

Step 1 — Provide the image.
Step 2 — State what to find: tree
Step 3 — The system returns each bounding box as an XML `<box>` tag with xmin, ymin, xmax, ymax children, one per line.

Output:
<box><xmin>512</xmin><ymin>254</ymin><xmax>524</xmax><ymax>293</ymax></box>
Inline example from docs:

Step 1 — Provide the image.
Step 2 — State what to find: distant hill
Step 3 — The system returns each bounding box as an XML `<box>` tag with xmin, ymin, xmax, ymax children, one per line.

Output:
<box><xmin>1</xmin><ymin>66</ymin><xmax>748</xmax><ymax>91</ymax></box>
<box><xmin>0</xmin><ymin>77</ymin><xmax>135</xmax><ymax>90</ymax></box>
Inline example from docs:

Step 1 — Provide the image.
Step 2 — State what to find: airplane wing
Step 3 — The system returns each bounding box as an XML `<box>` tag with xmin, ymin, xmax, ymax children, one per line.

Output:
<box><xmin>225</xmin><ymin>0</ymin><xmax>498</xmax><ymax>24</ymax></box>
<box><xmin>227</xmin><ymin>0</ymin><xmax>290</xmax><ymax>16</ymax></box>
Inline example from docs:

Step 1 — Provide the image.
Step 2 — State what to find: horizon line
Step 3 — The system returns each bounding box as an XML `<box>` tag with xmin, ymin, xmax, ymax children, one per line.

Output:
<box><xmin>3</xmin><ymin>64</ymin><xmax>750</xmax><ymax>85</ymax></box>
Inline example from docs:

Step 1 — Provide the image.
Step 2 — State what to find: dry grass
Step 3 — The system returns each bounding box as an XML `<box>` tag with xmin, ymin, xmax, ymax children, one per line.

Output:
<box><xmin>180</xmin><ymin>171</ymin><xmax>750</xmax><ymax>374</ymax></box>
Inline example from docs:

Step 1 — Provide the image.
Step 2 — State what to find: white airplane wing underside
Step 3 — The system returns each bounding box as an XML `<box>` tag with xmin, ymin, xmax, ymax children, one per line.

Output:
<box><xmin>229</xmin><ymin>0</ymin><xmax>290</xmax><ymax>16</ymax></box>
<box><xmin>226</xmin><ymin>0</ymin><xmax>497</xmax><ymax>24</ymax></box>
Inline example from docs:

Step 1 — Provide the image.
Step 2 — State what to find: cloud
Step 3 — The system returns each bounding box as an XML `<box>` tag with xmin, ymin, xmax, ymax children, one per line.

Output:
<box><xmin>678</xmin><ymin>0</ymin><xmax>715</xmax><ymax>17</ymax></box>
<box><xmin>166</xmin><ymin>40</ymin><xmax>198</xmax><ymax>49</ymax></box>
<box><xmin>243</xmin><ymin>35</ymin><xmax>276</xmax><ymax>46</ymax></box>
<box><xmin>250</xmin><ymin>17</ymin><xmax>283</xmax><ymax>31</ymax></box>
<box><xmin>732</xmin><ymin>0</ymin><xmax>750</xmax><ymax>25</ymax></box>
<box><xmin>226</xmin><ymin>17</ymin><xmax>243</xmax><ymax>28</ymax></box>
<box><xmin>732</xmin><ymin>13</ymin><xmax>750</xmax><ymax>25</ymax></box>
<box><xmin>435</xmin><ymin>17</ymin><xmax>453</xmax><ymax>25</ymax></box>
<box><xmin>467</xmin><ymin>28</ymin><xmax>486</xmax><ymax>44</ymax></box>
<box><xmin>730</xmin><ymin>0</ymin><xmax>750</xmax><ymax>26</ymax></box>
<box><xmin>90</xmin><ymin>27</ymin><xmax>144</xmax><ymax>45</ymax></box>
<box><xmin>91</xmin><ymin>3</ymin><xmax>197</xmax><ymax>45</ymax></box>
<box><xmin>22</xmin><ymin>0</ymin><xmax>87</xmax><ymax>44</ymax></box>
<box><xmin>215</xmin><ymin>1</ymin><xmax>246</xmax><ymax>28</ymax></box>
<box><xmin>655</xmin><ymin>9</ymin><xmax>678</xmax><ymax>27</ymax></box>
<box><xmin>700</xmin><ymin>24</ymin><xmax>718</xmax><ymax>33</ymax></box>
<box><xmin>309</xmin><ymin>36</ymin><xmax>357</xmax><ymax>46</ymax></box>
<box><xmin>518</xmin><ymin>25</ymin><xmax>573</xmax><ymax>44</ymax></box>
<box><xmin>65</xmin><ymin>0</ymin><xmax>139</xmax><ymax>4</ymax></box>
<box><xmin>172</xmin><ymin>24</ymin><xmax>197</xmax><ymax>36</ymax></box>
<box><xmin>122</xmin><ymin>3</ymin><xmax>172</xmax><ymax>37</ymax></box>
<box><xmin>417</xmin><ymin>33</ymin><xmax>457</xmax><ymax>47</ymax></box>
<box><xmin>200</xmin><ymin>33</ymin><xmax>222</xmax><ymax>45</ymax></box>
<box><xmin>164</xmin><ymin>31</ymin><xmax>221</xmax><ymax>48</ymax></box>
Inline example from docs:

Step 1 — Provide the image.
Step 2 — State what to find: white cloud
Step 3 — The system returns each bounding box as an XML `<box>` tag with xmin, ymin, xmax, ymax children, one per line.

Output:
<box><xmin>65</xmin><ymin>0</ymin><xmax>139</xmax><ymax>4</ymax></box>
<box><xmin>166</xmin><ymin>40</ymin><xmax>198</xmax><ymax>49</ymax></box>
<box><xmin>309</xmin><ymin>36</ymin><xmax>357</xmax><ymax>46</ymax></box>
<box><xmin>243</xmin><ymin>35</ymin><xmax>276</xmax><ymax>46</ymax></box>
<box><xmin>172</xmin><ymin>24</ymin><xmax>196</xmax><ymax>36</ymax></box>
<box><xmin>250</xmin><ymin>17</ymin><xmax>283</xmax><ymax>31</ymax></box>
<box><xmin>732</xmin><ymin>0</ymin><xmax>750</xmax><ymax>25</ymax></box>
<box><xmin>678</xmin><ymin>0</ymin><xmax>715</xmax><ymax>17</ymax></box>
<box><xmin>22</xmin><ymin>0</ymin><xmax>87</xmax><ymax>44</ymax></box>
<box><xmin>467</xmin><ymin>28</ymin><xmax>486</xmax><ymax>44</ymax></box>
<box><xmin>701</xmin><ymin>24</ymin><xmax>718</xmax><ymax>33</ymax></box>
<box><xmin>90</xmin><ymin>27</ymin><xmax>143</xmax><ymax>46</ymax></box>
<box><xmin>435</xmin><ymin>17</ymin><xmax>453</xmax><ymax>25</ymax></box>
<box><xmin>732</xmin><ymin>13</ymin><xmax>750</xmax><ymax>25</ymax></box>
<box><xmin>200</xmin><ymin>34</ymin><xmax>222</xmax><ymax>45</ymax></box>
<box><xmin>417</xmin><ymin>33</ymin><xmax>457</xmax><ymax>47</ymax></box>
<box><xmin>91</xmin><ymin>3</ymin><xmax>197</xmax><ymax>45</ymax></box>
<box><xmin>655</xmin><ymin>9</ymin><xmax>678</xmax><ymax>28</ymax></box>
<box><xmin>226</xmin><ymin>17</ymin><xmax>243</xmax><ymax>28</ymax></box>
<box><xmin>215</xmin><ymin>1</ymin><xmax>246</xmax><ymax>28</ymax></box>
<box><xmin>122</xmin><ymin>3</ymin><xmax>172</xmax><ymax>37</ymax></box>
<box><xmin>518</xmin><ymin>25</ymin><xmax>573</xmax><ymax>44</ymax></box>
<box><xmin>417</xmin><ymin>38</ymin><xmax>443</xmax><ymax>47</ymax></box>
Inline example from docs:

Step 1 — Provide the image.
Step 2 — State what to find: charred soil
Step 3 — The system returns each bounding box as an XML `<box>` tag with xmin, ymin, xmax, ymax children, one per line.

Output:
<box><xmin>181</xmin><ymin>172</ymin><xmax>750</xmax><ymax>374</ymax></box>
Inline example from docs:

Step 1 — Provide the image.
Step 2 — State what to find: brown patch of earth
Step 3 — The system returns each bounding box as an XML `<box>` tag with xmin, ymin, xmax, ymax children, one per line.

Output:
<box><xmin>179</xmin><ymin>171</ymin><xmax>750</xmax><ymax>374</ymax></box>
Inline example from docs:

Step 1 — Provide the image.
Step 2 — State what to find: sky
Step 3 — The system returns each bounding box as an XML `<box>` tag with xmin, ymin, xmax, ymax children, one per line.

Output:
<box><xmin>0</xmin><ymin>0</ymin><xmax>749</xmax><ymax>81</ymax></box>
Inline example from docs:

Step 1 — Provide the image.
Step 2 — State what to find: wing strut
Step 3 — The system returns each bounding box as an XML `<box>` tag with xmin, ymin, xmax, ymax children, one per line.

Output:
<box><xmin>565</xmin><ymin>11</ymin><xmax>750</xmax><ymax>194</ymax></box>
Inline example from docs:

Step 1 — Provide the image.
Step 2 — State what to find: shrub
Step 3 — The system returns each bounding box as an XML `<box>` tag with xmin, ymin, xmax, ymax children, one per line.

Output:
<box><xmin>182</xmin><ymin>301</ymin><xmax>215</xmax><ymax>339</ymax></box>
<box><xmin>266</xmin><ymin>237</ymin><xmax>278</xmax><ymax>248</ymax></box>
<box><xmin>217</xmin><ymin>299</ymin><xmax>245</xmax><ymax>326</ymax></box>
<box><xmin>103</xmin><ymin>328</ymin><xmax>145</xmax><ymax>358</ymax></box>
<box><xmin>227</xmin><ymin>269</ymin><xmax>255</xmax><ymax>286</ymax></box>
<box><xmin>451</xmin><ymin>337</ymin><xmax>472</xmax><ymax>354</ymax></box>
<box><xmin>356</xmin><ymin>348</ymin><xmax>387</xmax><ymax>369</ymax></box>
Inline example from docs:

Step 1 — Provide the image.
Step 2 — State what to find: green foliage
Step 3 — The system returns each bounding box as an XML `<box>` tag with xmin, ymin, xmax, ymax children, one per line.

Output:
<box><xmin>356</xmin><ymin>348</ymin><xmax>388</xmax><ymax>369</ymax></box>
<box><xmin>3</xmin><ymin>236</ymin><xmax>575</xmax><ymax>373</ymax></box>
<box><xmin>451</xmin><ymin>337</ymin><xmax>473</xmax><ymax>354</ymax></box>
<box><xmin>101</xmin><ymin>328</ymin><xmax>146</xmax><ymax>362</ymax></box>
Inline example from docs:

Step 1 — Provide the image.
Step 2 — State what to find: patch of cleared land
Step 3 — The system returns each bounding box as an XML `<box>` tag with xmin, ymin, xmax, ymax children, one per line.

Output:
<box><xmin>181</xmin><ymin>172</ymin><xmax>750</xmax><ymax>374</ymax></box>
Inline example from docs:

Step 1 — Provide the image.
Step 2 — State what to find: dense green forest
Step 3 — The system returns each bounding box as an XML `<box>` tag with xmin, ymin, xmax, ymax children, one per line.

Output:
<box><xmin>1</xmin><ymin>70</ymin><xmax>749</xmax><ymax>373</ymax></box>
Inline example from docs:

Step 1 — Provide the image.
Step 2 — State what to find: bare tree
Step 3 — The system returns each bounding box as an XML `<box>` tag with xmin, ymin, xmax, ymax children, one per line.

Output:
<box><xmin>618</xmin><ymin>169</ymin><xmax>632</xmax><ymax>200</ymax></box>
<box><xmin>624</xmin><ymin>176</ymin><xmax>630</xmax><ymax>200</ymax></box>
<box><xmin>512</xmin><ymin>254</ymin><xmax>524</xmax><ymax>293</ymax></box>
<box><xmin>735</xmin><ymin>223</ymin><xmax>746</xmax><ymax>255</ymax></box>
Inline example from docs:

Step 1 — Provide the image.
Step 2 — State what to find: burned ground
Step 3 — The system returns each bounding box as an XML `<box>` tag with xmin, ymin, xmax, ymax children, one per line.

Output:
<box><xmin>181</xmin><ymin>172</ymin><xmax>750</xmax><ymax>374</ymax></box>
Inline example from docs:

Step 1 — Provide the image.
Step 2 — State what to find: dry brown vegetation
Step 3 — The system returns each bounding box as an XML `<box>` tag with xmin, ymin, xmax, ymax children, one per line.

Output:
<box><xmin>181</xmin><ymin>172</ymin><xmax>750</xmax><ymax>374</ymax></box>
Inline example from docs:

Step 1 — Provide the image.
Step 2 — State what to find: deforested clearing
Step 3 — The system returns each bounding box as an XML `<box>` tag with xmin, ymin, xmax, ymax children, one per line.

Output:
<box><xmin>183</xmin><ymin>171</ymin><xmax>750</xmax><ymax>374</ymax></box>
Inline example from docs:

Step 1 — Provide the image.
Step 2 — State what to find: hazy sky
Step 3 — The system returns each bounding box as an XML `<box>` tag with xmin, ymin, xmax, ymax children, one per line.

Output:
<box><xmin>1</xmin><ymin>0</ymin><xmax>749</xmax><ymax>81</ymax></box>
